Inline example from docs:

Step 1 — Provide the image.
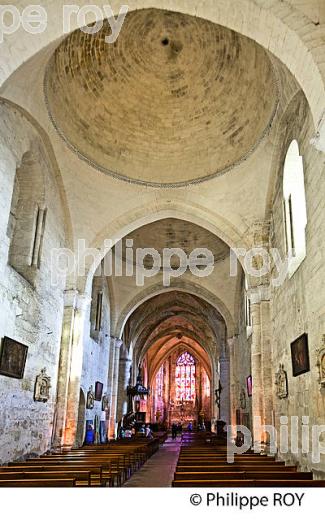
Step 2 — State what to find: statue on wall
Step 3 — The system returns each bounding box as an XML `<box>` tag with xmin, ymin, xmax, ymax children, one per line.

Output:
<box><xmin>86</xmin><ymin>386</ymin><xmax>95</xmax><ymax>409</ymax></box>
<box><xmin>239</xmin><ymin>388</ymin><xmax>246</xmax><ymax>409</ymax></box>
<box><xmin>34</xmin><ymin>368</ymin><xmax>51</xmax><ymax>402</ymax></box>
<box><xmin>275</xmin><ymin>364</ymin><xmax>288</xmax><ymax>399</ymax></box>
<box><xmin>102</xmin><ymin>393</ymin><xmax>109</xmax><ymax>411</ymax></box>
<box><xmin>316</xmin><ymin>335</ymin><xmax>325</xmax><ymax>388</ymax></box>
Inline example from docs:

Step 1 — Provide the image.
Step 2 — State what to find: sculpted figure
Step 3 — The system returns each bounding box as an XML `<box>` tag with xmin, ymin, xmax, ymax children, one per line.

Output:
<box><xmin>34</xmin><ymin>368</ymin><xmax>51</xmax><ymax>402</ymax></box>
<box><xmin>275</xmin><ymin>364</ymin><xmax>288</xmax><ymax>399</ymax></box>
<box><xmin>87</xmin><ymin>386</ymin><xmax>95</xmax><ymax>409</ymax></box>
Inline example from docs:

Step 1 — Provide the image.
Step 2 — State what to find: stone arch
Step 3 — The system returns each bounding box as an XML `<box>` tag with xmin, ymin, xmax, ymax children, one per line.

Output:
<box><xmin>140</xmin><ymin>327</ymin><xmax>218</xmax><ymax>361</ymax></box>
<box><xmin>1</xmin><ymin>1</ymin><xmax>324</xmax><ymax>148</ymax></box>
<box><xmin>114</xmin><ymin>281</ymin><xmax>236</xmax><ymax>339</ymax></box>
<box><xmin>128</xmin><ymin>295</ymin><xmax>223</xmax><ymax>348</ymax></box>
<box><xmin>146</xmin><ymin>340</ymin><xmax>213</xmax><ymax>386</ymax></box>
<box><xmin>81</xmin><ymin>201</ymin><xmax>245</xmax><ymax>296</ymax></box>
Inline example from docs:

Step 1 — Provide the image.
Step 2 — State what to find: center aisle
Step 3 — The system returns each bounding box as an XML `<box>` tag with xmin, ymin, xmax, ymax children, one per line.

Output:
<box><xmin>123</xmin><ymin>436</ymin><xmax>181</xmax><ymax>487</ymax></box>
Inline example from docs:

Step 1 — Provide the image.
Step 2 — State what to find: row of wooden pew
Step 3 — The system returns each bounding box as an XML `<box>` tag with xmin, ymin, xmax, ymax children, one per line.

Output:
<box><xmin>172</xmin><ymin>433</ymin><xmax>325</xmax><ymax>487</ymax></box>
<box><xmin>0</xmin><ymin>438</ymin><xmax>160</xmax><ymax>487</ymax></box>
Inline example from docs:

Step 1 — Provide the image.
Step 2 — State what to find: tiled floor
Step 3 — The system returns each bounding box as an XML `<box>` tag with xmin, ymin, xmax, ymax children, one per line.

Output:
<box><xmin>123</xmin><ymin>436</ymin><xmax>181</xmax><ymax>487</ymax></box>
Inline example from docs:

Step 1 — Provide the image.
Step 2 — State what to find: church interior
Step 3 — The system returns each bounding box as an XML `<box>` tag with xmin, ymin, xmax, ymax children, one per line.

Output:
<box><xmin>0</xmin><ymin>0</ymin><xmax>325</xmax><ymax>490</ymax></box>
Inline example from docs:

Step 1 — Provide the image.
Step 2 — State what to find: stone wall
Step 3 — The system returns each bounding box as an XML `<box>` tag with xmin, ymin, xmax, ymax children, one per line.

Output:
<box><xmin>270</xmin><ymin>93</ymin><xmax>325</xmax><ymax>476</ymax></box>
<box><xmin>0</xmin><ymin>103</ymin><xmax>67</xmax><ymax>463</ymax></box>
<box><xmin>79</xmin><ymin>276</ymin><xmax>111</xmax><ymax>444</ymax></box>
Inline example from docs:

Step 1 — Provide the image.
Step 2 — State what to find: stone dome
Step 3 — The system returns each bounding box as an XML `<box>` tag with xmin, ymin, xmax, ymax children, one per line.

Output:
<box><xmin>45</xmin><ymin>8</ymin><xmax>278</xmax><ymax>187</ymax></box>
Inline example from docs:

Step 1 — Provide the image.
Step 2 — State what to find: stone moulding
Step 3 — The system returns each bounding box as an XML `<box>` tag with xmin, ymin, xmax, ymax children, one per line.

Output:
<box><xmin>316</xmin><ymin>335</ymin><xmax>325</xmax><ymax>388</ymax></box>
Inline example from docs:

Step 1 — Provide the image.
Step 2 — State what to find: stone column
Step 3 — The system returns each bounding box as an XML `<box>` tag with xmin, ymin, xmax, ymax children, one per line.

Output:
<box><xmin>250</xmin><ymin>285</ymin><xmax>273</xmax><ymax>446</ymax></box>
<box><xmin>227</xmin><ymin>336</ymin><xmax>237</xmax><ymax>436</ymax></box>
<box><xmin>211</xmin><ymin>365</ymin><xmax>219</xmax><ymax>431</ymax></box>
<box><xmin>219</xmin><ymin>348</ymin><xmax>230</xmax><ymax>426</ymax></box>
<box><xmin>52</xmin><ymin>290</ymin><xmax>90</xmax><ymax>449</ymax></box>
<box><xmin>108</xmin><ymin>337</ymin><xmax>122</xmax><ymax>438</ymax></box>
<box><xmin>116</xmin><ymin>344</ymin><xmax>132</xmax><ymax>422</ymax></box>
<box><xmin>246</xmin><ymin>221</ymin><xmax>273</xmax><ymax>447</ymax></box>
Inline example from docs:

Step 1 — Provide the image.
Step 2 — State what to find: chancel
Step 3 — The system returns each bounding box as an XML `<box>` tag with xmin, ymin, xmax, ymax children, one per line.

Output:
<box><xmin>0</xmin><ymin>1</ymin><xmax>325</xmax><ymax>489</ymax></box>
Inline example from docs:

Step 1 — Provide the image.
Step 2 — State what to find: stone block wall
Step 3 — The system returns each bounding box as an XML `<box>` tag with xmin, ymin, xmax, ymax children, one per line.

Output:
<box><xmin>79</xmin><ymin>276</ymin><xmax>111</xmax><ymax>443</ymax></box>
<box><xmin>270</xmin><ymin>94</ymin><xmax>325</xmax><ymax>476</ymax></box>
<box><xmin>0</xmin><ymin>103</ymin><xmax>66</xmax><ymax>463</ymax></box>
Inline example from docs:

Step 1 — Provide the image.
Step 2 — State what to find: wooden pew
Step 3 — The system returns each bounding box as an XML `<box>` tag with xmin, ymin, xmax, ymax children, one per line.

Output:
<box><xmin>2</xmin><ymin>437</ymin><xmax>160</xmax><ymax>487</ymax></box>
<box><xmin>0</xmin><ymin>478</ymin><xmax>76</xmax><ymax>487</ymax></box>
<box><xmin>7</xmin><ymin>461</ymin><xmax>113</xmax><ymax>485</ymax></box>
<box><xmin>172</xmin><ymin>480</ymin><xmax>325</xmax><ymax>488</ymax></box>
<box><xmin>172</xmin><ymin>432</ymin><xmax>325</xmax><ymax>488</ymax></box>
<box><xmin>176</xmin><ymin>465</ymin><xmax>297</xmax><ymax>472</ymax></box>
<box><xmin>0</xmin><ymin>470</ymin><xmax>91</xmax><ymax>486</ymax></box>
<box><xmin>174</xmin><ymin>471</ymin><xmax>313</xmax><ymax>481</ymax></box>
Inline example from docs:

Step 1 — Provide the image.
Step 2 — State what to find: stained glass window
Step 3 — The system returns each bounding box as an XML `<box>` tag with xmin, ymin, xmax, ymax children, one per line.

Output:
<box><xmin>175</xmin><ymin>352</ymin><xmax>196</xmax><ymax>401</ymax></box>
<box><xmin>155</xmin><ymin>365</ymin><xmax>164</xmax><ymax>398</ymax></box>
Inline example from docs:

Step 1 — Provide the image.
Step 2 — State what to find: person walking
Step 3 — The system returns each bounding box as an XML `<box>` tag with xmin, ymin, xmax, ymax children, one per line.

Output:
<box><xmin>145</xmin><ymin>424</ymin><xmax>153</xmax><ymax>438</ymax></box>
<box><xmin>171</xmin><ymin>422</ymin><xmax>178</xmax><ymax>440</ymax></box>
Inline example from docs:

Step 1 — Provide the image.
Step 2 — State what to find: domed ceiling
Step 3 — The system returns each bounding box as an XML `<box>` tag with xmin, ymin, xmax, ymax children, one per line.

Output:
<box><xmin>45</xmin><ymin>8</ymin><xmax>278</xmax><ymax>187</ymax></box>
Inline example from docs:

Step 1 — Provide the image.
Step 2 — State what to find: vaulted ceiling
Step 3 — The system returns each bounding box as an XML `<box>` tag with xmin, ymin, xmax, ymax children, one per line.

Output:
<box><xmin>123</xmin><ymin>291</ymin><xmax>226</xmax><ymax>376</ymax></box>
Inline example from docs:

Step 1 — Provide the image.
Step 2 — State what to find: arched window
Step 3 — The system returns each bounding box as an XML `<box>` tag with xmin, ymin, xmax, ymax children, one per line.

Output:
<box><xmin>7</xmin><ymin>150</ymin><xmax>47</xmax><ymax>284</ymax></box>
<box><xmin>244</xmin><ymin>277</ymin><xmax>252</xmax><ymax>336</ymax></box>
<box><xmin>175</xmin><ymin>352</ymin><xmax>196</xmax><ymax>401</ymax></box>
<box><xmin>89</xmin><ymin>264</ymin><xmax>109</xmax><ymax>342</ymax></box>
<box><xmin>283</xmin><ymin>140</ymin><xmax>307</xmax><ymax>276</ymax></box>
<box><xmin>155</xmin><ymin>365</ymin><xmax>164</xmax><ymax>398</ymax></box>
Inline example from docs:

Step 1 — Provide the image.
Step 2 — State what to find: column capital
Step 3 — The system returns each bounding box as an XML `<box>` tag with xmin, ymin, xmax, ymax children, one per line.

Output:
<box><xmin>110</xmin><ymin>336</ymin><xmax>123</xmax><ymax>349</ymax></box>
<box><xmin>247</xmin><ymin>220</ymin><xmax>271</xmax><ymax>247</ymax></box>
<box><xmin>76</xmin><ymin>293</ymin><xmax>92</xmax><ymax>311</ymax></box>
<box><xmin>63</xmin><ymin>289</ymin><xmax>78</xmax><ymax>307</ymax></box>
<box><xmin>63</xmin><ymin>290</ymin><xmax>91</xmax><ymax>310</ymax></box>
<box><xmin>311</xmin><ymin>111</ymin><xmax>325</xmax><ymax>153</ymax></box>
<box><xmin>248</xmin><ymin>285</ymin><xmax>271</xmax><ymax>305</ymax></box>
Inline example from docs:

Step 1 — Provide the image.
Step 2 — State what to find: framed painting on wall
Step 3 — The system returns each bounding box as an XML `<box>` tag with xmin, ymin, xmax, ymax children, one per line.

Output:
<box><xmin>291</xmin><ymin>333</ymin><xmax>310</xmax><ymax>377</ymax></box>
<box><xmin>95</xmin><ymin>381</ymin><xmax>103</xmax><ymax>401</ymax></box>
<box><xmin>0</xmin><ymin>336</ymin><xmax>28</xmax><ymax>379</ymax></box>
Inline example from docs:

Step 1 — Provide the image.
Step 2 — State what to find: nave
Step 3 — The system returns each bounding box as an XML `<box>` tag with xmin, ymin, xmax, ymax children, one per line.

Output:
<box><xmin>1</xmin><ymin>1</ymin><xmax>325</xmax><ymax>493</ymax></box>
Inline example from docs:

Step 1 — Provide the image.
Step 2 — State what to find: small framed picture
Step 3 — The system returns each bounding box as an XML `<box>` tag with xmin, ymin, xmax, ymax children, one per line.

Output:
<box><xmin>291</xmin><ymin>333</ymin><xmax>310</xmax><ymax>377</ymax></box>
<box><xmin>246</xmin><ymin>375</ymin><xmax>252</xmax><ymax>397</ymax></box>
<box><xmin>95</xmin><ymin>381</ymin><xmax>103</xmax><ymax>401</ymax></box>
<box><xmin>0</xmin><ymin>337</ymin><xmax>28</xmax><ymax>379</ymax></box>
